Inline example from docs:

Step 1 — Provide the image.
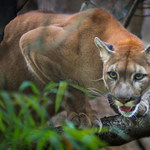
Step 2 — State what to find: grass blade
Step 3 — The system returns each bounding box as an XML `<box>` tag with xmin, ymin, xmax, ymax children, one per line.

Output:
<box><xmin>55</xmin><ymin>81</ymin><xmax>68</xmax><ymax>113</ymax></box>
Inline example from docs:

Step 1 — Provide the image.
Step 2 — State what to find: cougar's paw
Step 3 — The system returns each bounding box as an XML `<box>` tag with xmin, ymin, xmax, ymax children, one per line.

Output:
<box><xmin>78</xmin><ymin>114</ymin><xmax>103</xmax><ymax>133</ymax></box>
<box><xmin>78</xmin><ymin>113</ymin><xmax>92</xmax><ymax>128</ymax></box>
<box><xmin>68</xmin><ymin>112</ymin><xmax>92</xmax><ymax>128</ymax></box>
<box><xmin>67</xmin><ymin>112</ymin><xmax>102</xmax><ymax>130</ymax></box>
<box><xmin>67</xmin><ymin>112</ymin><xmax>80</xmax><ymax>127</ymax></box>
<box><xmin>137</xmin><ymin>100</ymin><xmax>149</xmax><ymax>117</ymax></box>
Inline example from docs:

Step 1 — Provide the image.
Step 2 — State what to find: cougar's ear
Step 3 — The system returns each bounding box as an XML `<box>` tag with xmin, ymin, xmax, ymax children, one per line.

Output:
<box><xmin>94</xmin><ymin>37</ymin><xmax>114</xmax><ymax>63</ymax></box>
<box><xmin>20</xmin><ymin>26</ymin><xmax>65</xmax><ymax>84</ymax></box>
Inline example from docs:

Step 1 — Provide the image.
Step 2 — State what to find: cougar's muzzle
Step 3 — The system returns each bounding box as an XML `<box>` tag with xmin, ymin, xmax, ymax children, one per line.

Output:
<box><xmin>107</xmin><ymin>94</ymin><xmax>141</xmax><ymax>117</ymax></box>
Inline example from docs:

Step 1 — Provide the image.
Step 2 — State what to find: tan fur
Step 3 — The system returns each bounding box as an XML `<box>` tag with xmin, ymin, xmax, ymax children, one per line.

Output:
<box><xmin>0</xmin><ymin>9</ymin><xmax>149</xmax><ymax>126</ymax></box>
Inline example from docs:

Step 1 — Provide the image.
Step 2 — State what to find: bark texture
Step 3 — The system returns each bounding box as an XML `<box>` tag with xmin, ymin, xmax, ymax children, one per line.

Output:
<box><xmin>99</xmin><ymin>112</ymin><xmax>150</xmax><ymax>145</ymax></box>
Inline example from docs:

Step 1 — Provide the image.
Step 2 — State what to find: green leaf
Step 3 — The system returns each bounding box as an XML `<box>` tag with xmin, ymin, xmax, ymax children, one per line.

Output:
<box><xmin>19</xmin><ymin>81</ymin><xmax>40</xmax><ymax>95</ymax></box>
<box><xmin>0</xmin><ymin>99</ymin><xmax>5</xmax><ymax>109</ymax></box>
<box><xmin>12</xmin><ymin>93</ymin><xmax>32</xmax><ymax>127</ymax></box>
<box><xmin>0</xmin><ymin>81</ymin><xmax>108</xmax><ymax>149</ymax></box>
<box><xmin>44</xmin><ymin>82</ymin><xmax>58</xmax><ymax>90</ymax></box>
<box><xmin>23</xmin><ymin>95</ymin><xmax>49</xmax><ymax>124</ymax></box>
<box><xmin>0</xmin><ymin>117</ymin><xmax>6</xmax><ymax>131</ymax></box>
<box><xmin>0</xmin><ymin>91</ymin><xmax>14</xmax><ymax>124</ymax></box>
<box><xmin>55</xmin><ymin>81</ymin><xmax>68</xmax><ymax>113</ymax></box>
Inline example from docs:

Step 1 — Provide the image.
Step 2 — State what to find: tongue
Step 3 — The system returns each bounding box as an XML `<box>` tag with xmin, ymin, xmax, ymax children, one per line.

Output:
<box><xmin>120</xmin><ymin>106</ymin><xmax>132</xmax><ymax>112</ymax></box>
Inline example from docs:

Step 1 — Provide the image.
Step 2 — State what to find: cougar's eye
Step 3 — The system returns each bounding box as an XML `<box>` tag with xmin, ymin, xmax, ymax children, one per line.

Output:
<box><xmin>134</xmin><ymin>73</ymin><xmax>146</xmax><ymax>81</ymax></box>
<box><xmin>108</xmin><ymin>71</ymin><xmax>118</xmax><ymax>80</ymax></box>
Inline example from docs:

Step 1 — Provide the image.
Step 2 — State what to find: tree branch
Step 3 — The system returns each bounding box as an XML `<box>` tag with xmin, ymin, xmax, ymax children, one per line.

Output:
<box><xmin>99</xmin><ymin>112</ymin><xmax>150</xmax><ymax>145</ymax></box>
<box><xmin>56</xmin><ymin>111</ymin><xmax>150</xmax><ymax>146</ymax></box>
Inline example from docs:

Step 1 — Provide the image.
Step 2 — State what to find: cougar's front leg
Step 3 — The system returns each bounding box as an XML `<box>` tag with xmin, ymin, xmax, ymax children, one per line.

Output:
<box><xmin>137</xmin><ymin>90</ymin><xmax>150</xmax><ymax>117</ymax></box>
<box><xmin>64</xmin><ymin>87</ymin><xmax>100</xmax><ymax>128</ymax></box>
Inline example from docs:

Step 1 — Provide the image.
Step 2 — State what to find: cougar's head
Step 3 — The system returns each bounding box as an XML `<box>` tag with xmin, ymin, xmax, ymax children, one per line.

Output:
<box><xmin>95</xmin><ymin>37</ymin><xmax>150</xmax><ymax>117</ymax></box>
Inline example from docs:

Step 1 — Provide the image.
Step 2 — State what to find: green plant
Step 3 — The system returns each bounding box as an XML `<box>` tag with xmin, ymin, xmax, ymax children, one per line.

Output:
<box><xmin>0</xmin><ymin>81</ymin><xmax>107</xmax><ymax>150</ymax></box>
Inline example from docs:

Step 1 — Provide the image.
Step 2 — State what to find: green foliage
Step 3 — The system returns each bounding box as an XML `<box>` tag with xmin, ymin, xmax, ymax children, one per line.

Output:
<box><xmin>55</xmin><ymin>81</ymin><xmax>68</xmax><ymax>113</ymax></box>
<box><xmin>0</xmin><ymin>81</ymin><xmax>107</xmax><ymax>150</ymax></box>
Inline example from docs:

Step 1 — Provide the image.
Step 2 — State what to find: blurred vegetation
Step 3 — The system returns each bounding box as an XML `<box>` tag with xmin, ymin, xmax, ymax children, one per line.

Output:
<box><xmin>0</xmin><ymin>81</ymin><xmax>107</xmax><ymax>150</ymax></box>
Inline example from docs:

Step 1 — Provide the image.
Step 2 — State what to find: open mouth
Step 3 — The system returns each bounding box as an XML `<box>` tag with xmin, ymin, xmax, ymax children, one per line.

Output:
<box><xmin>118</xmin><ymin>105</ymin><xmax>139</xmax><ymax>117</ymax></box>
<box><xmin>119</xmin><ymin>106</ymin><xmax>136</xmax><ymax>112</ymax></box>
<box><xmin>107</xmin><ymin>94</ymin><xmax>141</xmax><ymax>117</ymax></box>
